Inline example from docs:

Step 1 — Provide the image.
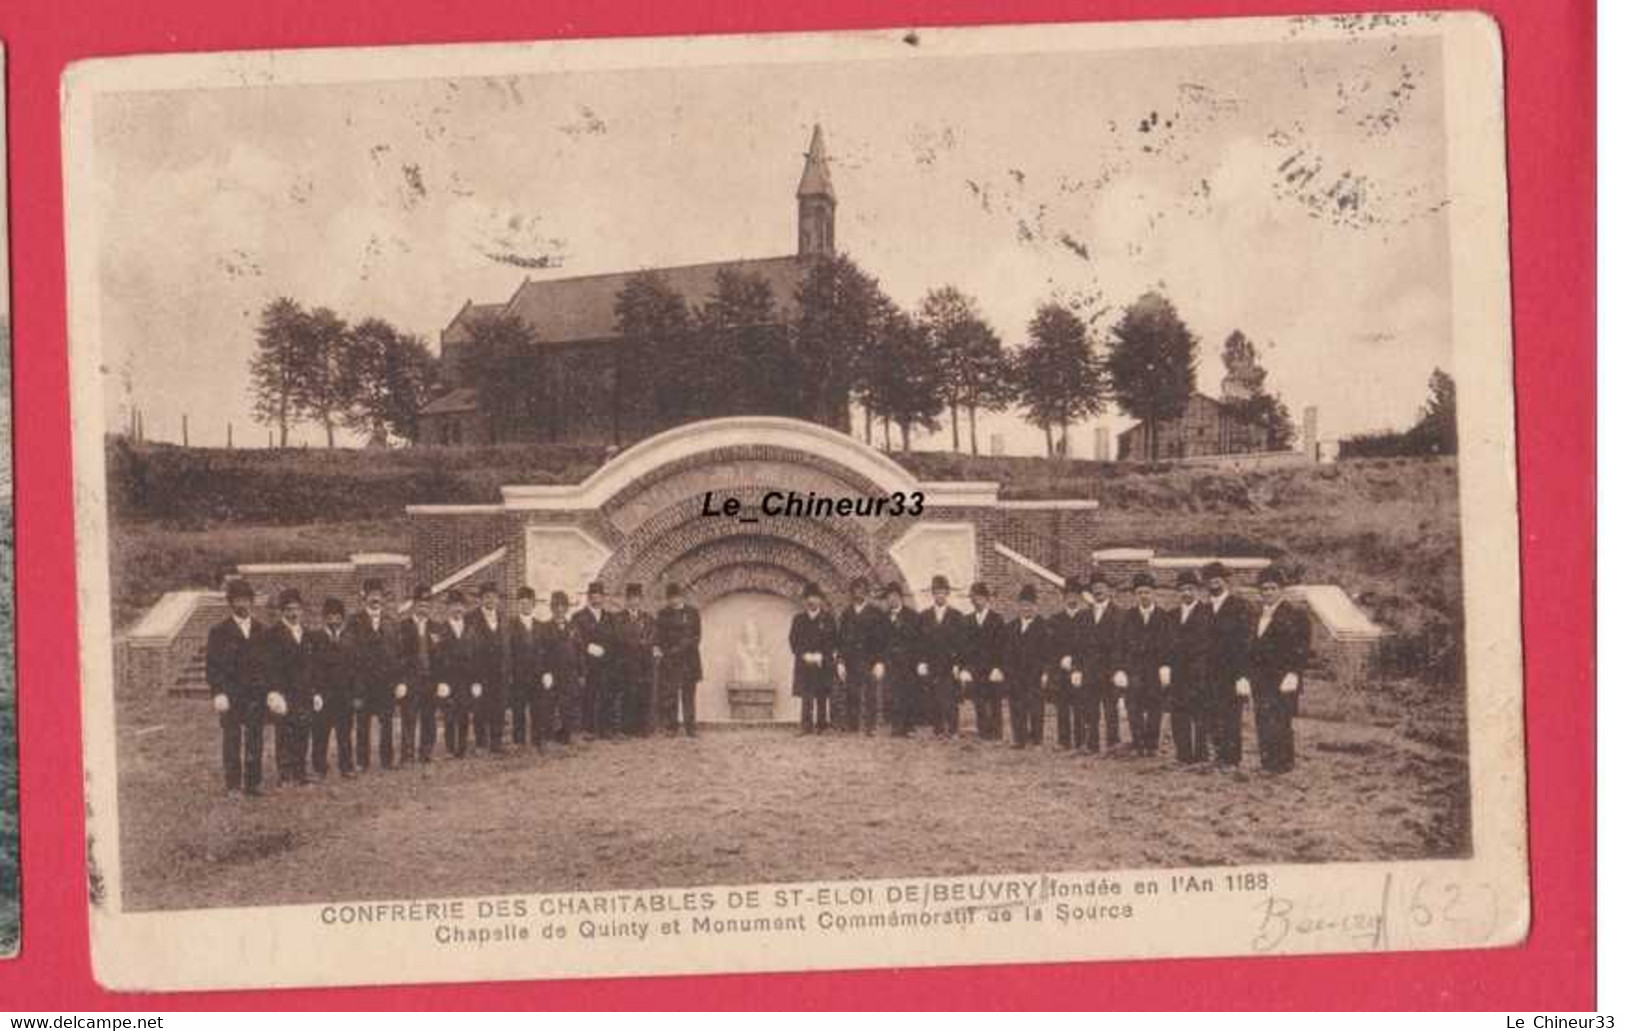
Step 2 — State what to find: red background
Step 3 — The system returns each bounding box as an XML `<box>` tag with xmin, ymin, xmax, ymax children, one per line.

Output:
<box><xmin>0</xmin><ymin>0</ymin><xmax>1596</xmax><ymax>1010</ymax></box>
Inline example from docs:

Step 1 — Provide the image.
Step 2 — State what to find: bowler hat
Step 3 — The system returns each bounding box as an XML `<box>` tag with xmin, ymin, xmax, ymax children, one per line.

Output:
<box><xmin>884</xmin><ymin>581</ymin><xmax>904</xmax><ymax>597</ymax></box>
<box><xmin>849</xmin><ymin>576</ymin><xmax>870</xmax><ymax>593</ymax></box>
<box><xmin>1087</xmin><ymin>570</ymin><xmax>1112</xmax><ymax>589</ymax></box>
<box><xmin>412</xmin><ymin>584</ymin><xmax>433</xmax><ymax>602</ymax></box>
<box><xmin>516</xmin><ymin>586</ymin><xmax>536</xmax><ymax>601</ymax></box>
<box><xmin>970</xmin><ymin>581</ymin><xmax>991</xmax><ymax>598</ymax></box>
<box><xmin>478</xmin><ymin>581</ymin><xmax>500</xmax><ymax>597</ymax></box>
<box><xmin>587</xmin><ymin>581</ymin><xmax>606</xmax><ymax>595</ymax></box>
<box><xmin>803</xmin><ymin>583</ymin><xmax>825</xmax><ymax>600</ymax></box>
<box><xmin>930</xmin><ymin>574</ymin><xmax>951</xmax><ymax>592</ymax></box>
<box><xmin>360</xmin><ymin>577</ymin><xmax>385</xmax><ymax>596</ymax></box>
<box><xmin>322</xmin><ymin>597</ymin><xmax>346</xmax><ymax>617</ymax></box>
<box><xmin>276</xmin><ymin>588</ymin><xmax>303</xmax><ymax>608</ymax></box>
<box><xmin>1174</xmin><ymin>570</ymin><xmax>1201</xmax><ymax>588</ymax></box>
<box><xmin>444</xmin><ymin>589</ymin><xmax>467</xmax><ymax>605</ymax></box>
<box><xmin>1062</xmin><ymin>576</ymin><xmax>1085</xmax><ymax>595</ymax></box>
<box><xmin>1257</xmin><ymin>566</ymin><xmax>1287</xmax><ymax>588</ymax></box>
<box><xmin>1017</xmin><ymin>584</ymin><xmax>1039</xmax><ymax>603</ymax></box>
<box><xmin>225</xmin><ymin>579</ymin><xmax>255</xmax><ymax>602</ymax></box>
<box><xmin>550</xmin><ymin>590</ymin><xmax>570</xmax><ymax>608</ymax></box>
<box><xmin>1201</xmin><ymin>561</ymin><xmax>1229</xmax><ymax>582</ymax></box>
<box><xmin>1131</xmin><ymin>572</ymin><xmax>1156</xmax><ymax>590</ymax></box>
<box><xmin>665</xmin><ymin>583</ymin><xmax>684</xmax><ymax>599</ymax></box>
<box><xmin>625</xmin><ymin>583</ymin><xmax>643</xmax><ymax>598</ymax></box>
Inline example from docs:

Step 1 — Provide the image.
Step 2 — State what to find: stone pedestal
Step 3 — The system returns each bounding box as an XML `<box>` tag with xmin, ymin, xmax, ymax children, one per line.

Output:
<box><xmin>727</xmin><ymin>681</ymin><xmax>778</xmax><ymax>721</ymax></box>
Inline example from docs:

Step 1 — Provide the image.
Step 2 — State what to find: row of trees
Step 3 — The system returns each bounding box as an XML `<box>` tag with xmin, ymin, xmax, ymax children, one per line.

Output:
<box><xmin>1340</xmin><ymin>369</ymin><xmax>1457</xmax><ymax>458</ymax></box>
<box><xmin>249</xmin><ymin>299</ymin><xmax>438</xmax><ymax>447</ymax></box>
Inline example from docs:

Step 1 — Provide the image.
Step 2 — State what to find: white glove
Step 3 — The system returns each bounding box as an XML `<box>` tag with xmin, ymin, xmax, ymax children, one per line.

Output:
<box><xmin>989</xmin><ymin>669</ymin><xmax>1004</xmax><ymax>684</ymax></box>
<box><xmin>436</xmin><ymin>682</ymin><xmax>451</xmax><ymax>700</ymax></box>
<box><xmin>313</xmin><ymin>694</ymin><xmax>324</xmax><ymax>713</ymax></box>
<box><xmin>267</xmin><ymin>691</ymin><xmax>288</xmax><ymax>717</ymax></box>
<box><xmin>1112</xmin><ymin>671</ymin><xmax>1128</xmax><ymax>689</ymax></box>
<box><xmin>1236</xmin><ymin>677</ymin><xmax>1252</xmax><ymax>699</ymax></box>
<box><xmin>1041</xmin><ymin>672</ymin><xmax>1049</xmax><ymax>688</ymax></box>
<box><xmin>542</xmin><ymin>673</ymin><xmax>554</xmax><ymax>689</ymax></box>
<box><xmin>1281</xmin><ymin>672</ymin><xmax>1300</xmax><ymax>694</ymax></box>
<box><xmin>652</xmin><ymin>646</ymin><xmax>663</xmax><ymax>658</ymax></box>
<box><xmin>916</xmin><ymin>662</ymin><xmax>929</xmax><ymax>676</ymax></box>
<box><xmin>353</xmin><ymin>697</ymin><xmax>365</xmax><ymax>711</ymax></box>
<box><xmin>587</xmin><ymin>643</ymin><xmax>606</xmax><ymax>658</ymax></box>
<box><xmin>394</xmin><ymin>682</ymin><xmax>408</xmax><ymax>700</ymax></box>
<box><xmin>810</xmin><ymin>652</ymin><xmax>824</xmax><ymax>666</ymax></box>
<box><xmin>1060</xmin><ymin>655</ymin><xmax>1073</xmax><ymax>671</ymax></box>
<box><xmin>1158</xmin><ymin>666</ymin><xmax>1172</xmax><ymax>687</ymax></box>
<box><xmin>471</xmin><ymin>682</ymin><xmax>483</xmax><ymax>699</ymax></box>
<box><xmin>1069</xmin><ymin>671</ymin><xmax>1083</xmax><ymax>688</ymax></box>
<box><xmin>872</xmin><ymin>662</ymin><xmax>886</xmax><ymax>679</ymax></box>
<box><xmin>959</xmin><ymin>669</ymin><xmax>973</xmax><ymax>685</ymax></box>
<box><xmin>212</xmin><ymin>693</ymin><xmax>230</xmax><ymax>714</ymax></box>
<box><xmin>837</xmin><ymin>662</ymin><xmax>848</xmax><ymax>680</ymax></box>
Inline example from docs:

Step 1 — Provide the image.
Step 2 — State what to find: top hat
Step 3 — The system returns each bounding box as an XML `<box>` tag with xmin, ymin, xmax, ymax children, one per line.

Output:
<box><xmin>930</xmin><ymin>574</ymin><xmax>951</xmax><ymax>592</ymax></box>
<box><xmin>224</xmin><ymin>578</ymin><xmax>255</xmax><ymax>602</ymax></box>
<box><xmin>549</xmin><ymin>590</ymin><xmax>571</xmax><ymax>608</ymax></box>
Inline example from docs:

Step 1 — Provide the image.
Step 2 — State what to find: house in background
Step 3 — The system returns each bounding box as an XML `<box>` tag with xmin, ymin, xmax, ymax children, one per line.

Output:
<box><xmin>1115</xmin><ymin>376</ymin><xmax>1273</xmax><ymax>462</ymax></box>
<box><xmin>417</xmin><ymin>126</ymin><xmax>843</xmax><ymax>448</ymax></box>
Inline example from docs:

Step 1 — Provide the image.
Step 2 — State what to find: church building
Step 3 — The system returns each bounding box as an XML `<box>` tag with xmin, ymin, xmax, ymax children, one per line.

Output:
<box><xmin>417</xmin><ymin>126</ymin><xmax>843</xmax><ymax>448</ymax></box>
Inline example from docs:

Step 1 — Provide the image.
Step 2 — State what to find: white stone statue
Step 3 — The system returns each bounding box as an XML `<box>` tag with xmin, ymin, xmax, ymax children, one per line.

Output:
<box><xmin>734</xmin><ymin>618</ymin><xmax>771</xmax><ymax>683</ymax></box>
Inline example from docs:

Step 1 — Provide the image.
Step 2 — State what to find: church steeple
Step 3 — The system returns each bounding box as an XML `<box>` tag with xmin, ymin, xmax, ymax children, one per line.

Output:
<box><xmin>797</xmin><ymin>124</ymin><xmax>836</xmax><ymax>259</ymax></box>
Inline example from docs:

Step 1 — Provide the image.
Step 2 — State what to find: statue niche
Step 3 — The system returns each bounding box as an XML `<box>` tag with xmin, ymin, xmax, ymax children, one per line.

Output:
<box><xmin>727</xmin><ymin>616</ymin><xmax>777</xmax><ymax>721</ymax></box>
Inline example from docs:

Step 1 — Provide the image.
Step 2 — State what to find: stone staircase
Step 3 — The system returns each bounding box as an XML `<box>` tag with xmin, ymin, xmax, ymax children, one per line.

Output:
<box><xmin>726</xmin><ymin>682</ymin><xmax>778</xmax><ymax>722</ymax></box>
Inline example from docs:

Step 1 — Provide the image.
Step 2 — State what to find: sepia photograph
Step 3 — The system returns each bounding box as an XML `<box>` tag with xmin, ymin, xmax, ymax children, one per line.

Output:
<box><xmin>64</xmin><ymin>13</ymin><xmax>1526</xmax><ymax>991</ymax></box>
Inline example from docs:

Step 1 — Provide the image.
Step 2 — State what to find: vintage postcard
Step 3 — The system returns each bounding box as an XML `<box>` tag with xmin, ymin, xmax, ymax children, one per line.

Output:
<box><xmin>64</xmin><ymin>13</ymin><xmax>1524</xmax><ymax>991</ymax></box>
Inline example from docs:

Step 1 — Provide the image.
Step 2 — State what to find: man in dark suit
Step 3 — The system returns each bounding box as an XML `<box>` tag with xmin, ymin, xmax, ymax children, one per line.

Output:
<box><xmin>507</xmin><ymin>586</ymin><xmax>546</xmax><ymax>749</ymax></box>
<box><xmin>1047</xmin><ymin>576</ymin><xmax>1090</xmax><ymax>750</ymax></box>
<box><xmin>835</xmin><ymin>577</ymin><xmax>881</xmax><ymax>734</ymax></box>
<box><xmin>915</xmin><ymin>574</ymin><xmax>966</xmax><ymax>737</ymax></box>
<box><xmin>469</xmin><ymin>582</ymin><xmax>510</xmax><ymax>754</ymax></box>
<box><xmin>618</xmin><ymin>584</ymin><xmax>659</xmax><ymax>737</ymax></box>
<box><xmin>434</xmin><ymin>590</ymin><xmax>477</xmax><ymax>758</ymax></box>
<box><xmin>1165</xmin><ymin>570</ymin><xmax>1213</xmax><ymax>764</ymax></box>
<box><xmin>1118</xmin><ymin>572</ymin><xmax>1173</xmax><ymax>756</ymax></box>
<box><xmin>1204</xmin><ymin>562</ymin><xmax>1254</xmax><ymax>767</ymax></box>
<box><xmin>960</xmin><ymin>582</ymin><xmax>1006</xmax><ymax>740</ymax></box>
<box><xmin>790</xmin><ymin>584</ymin><xmax>839</xmax><ymax>734</ymax></box>
<box><xmin>308</xmin><ymin>597</ymin><xmax>356</xmax><ymax>778</ymax></box>
<box><xmin>206</xmin><ymin>578</ymin><xmax>269</xmax><ymax>796</ymax></box>
<box><xmin>875</xmin><ymin>582</ymin><xmax>919</xmax><ymax>737</ymax></box>
<box><xmin>262</xmin><ymin>588</ymin><xmax>316</xmax><ymax>786</ymax></box>
<box><xmin>348</xmin><ymin>578</ymin><xmax>401</xmax><ymax>770</ymax></box>
<box><xmin>539</xmin><ymin>590</ymin><xmax>581</xmax><ymax>745</ymax></box>
<box><xmin>1079</xmin><ymin>570</ymin><xmax>1127</xmax><ymax>753</ymax></box>
<box><xmin>1241</xmin><ymin>566</ymin><xmax>1312</xmax><ymax>772</ymax></box>
<box><xmin>396</xmin><ymin>585</ymin><xmax>438</xmax><ymax>762</ymax></box>
<box><xmin>572</xmin><ymin>582</ymin><xmax>617</xmax><ymax>739</ymax></box>
<box><xmin>655</xmin><ymin>582</ymin><xmax>704</xmax><ymax>737</ymax></box>
<box><xmin>1001</xmin><ymin>585</ymin><xmax>1050</xmax><ymax>748</ymax></box>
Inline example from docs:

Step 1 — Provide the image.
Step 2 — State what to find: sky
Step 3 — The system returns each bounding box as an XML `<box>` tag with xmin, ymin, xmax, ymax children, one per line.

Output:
<box><xmin>88</xmin><ymin>28</ymin><xmax>1453</xmax><ymax>453</ymax></box>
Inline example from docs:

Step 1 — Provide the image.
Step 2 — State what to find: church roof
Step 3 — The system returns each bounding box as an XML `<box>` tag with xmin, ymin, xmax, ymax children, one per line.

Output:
<box><xmin>796</xmin><ymin>124</ymin><xmax>836</xmax><ymax>200</ymax></box>
<box><xmin>495</xmin><ymin>254</ymin><xmax>808</xmax><ymax>345</ymax></box>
